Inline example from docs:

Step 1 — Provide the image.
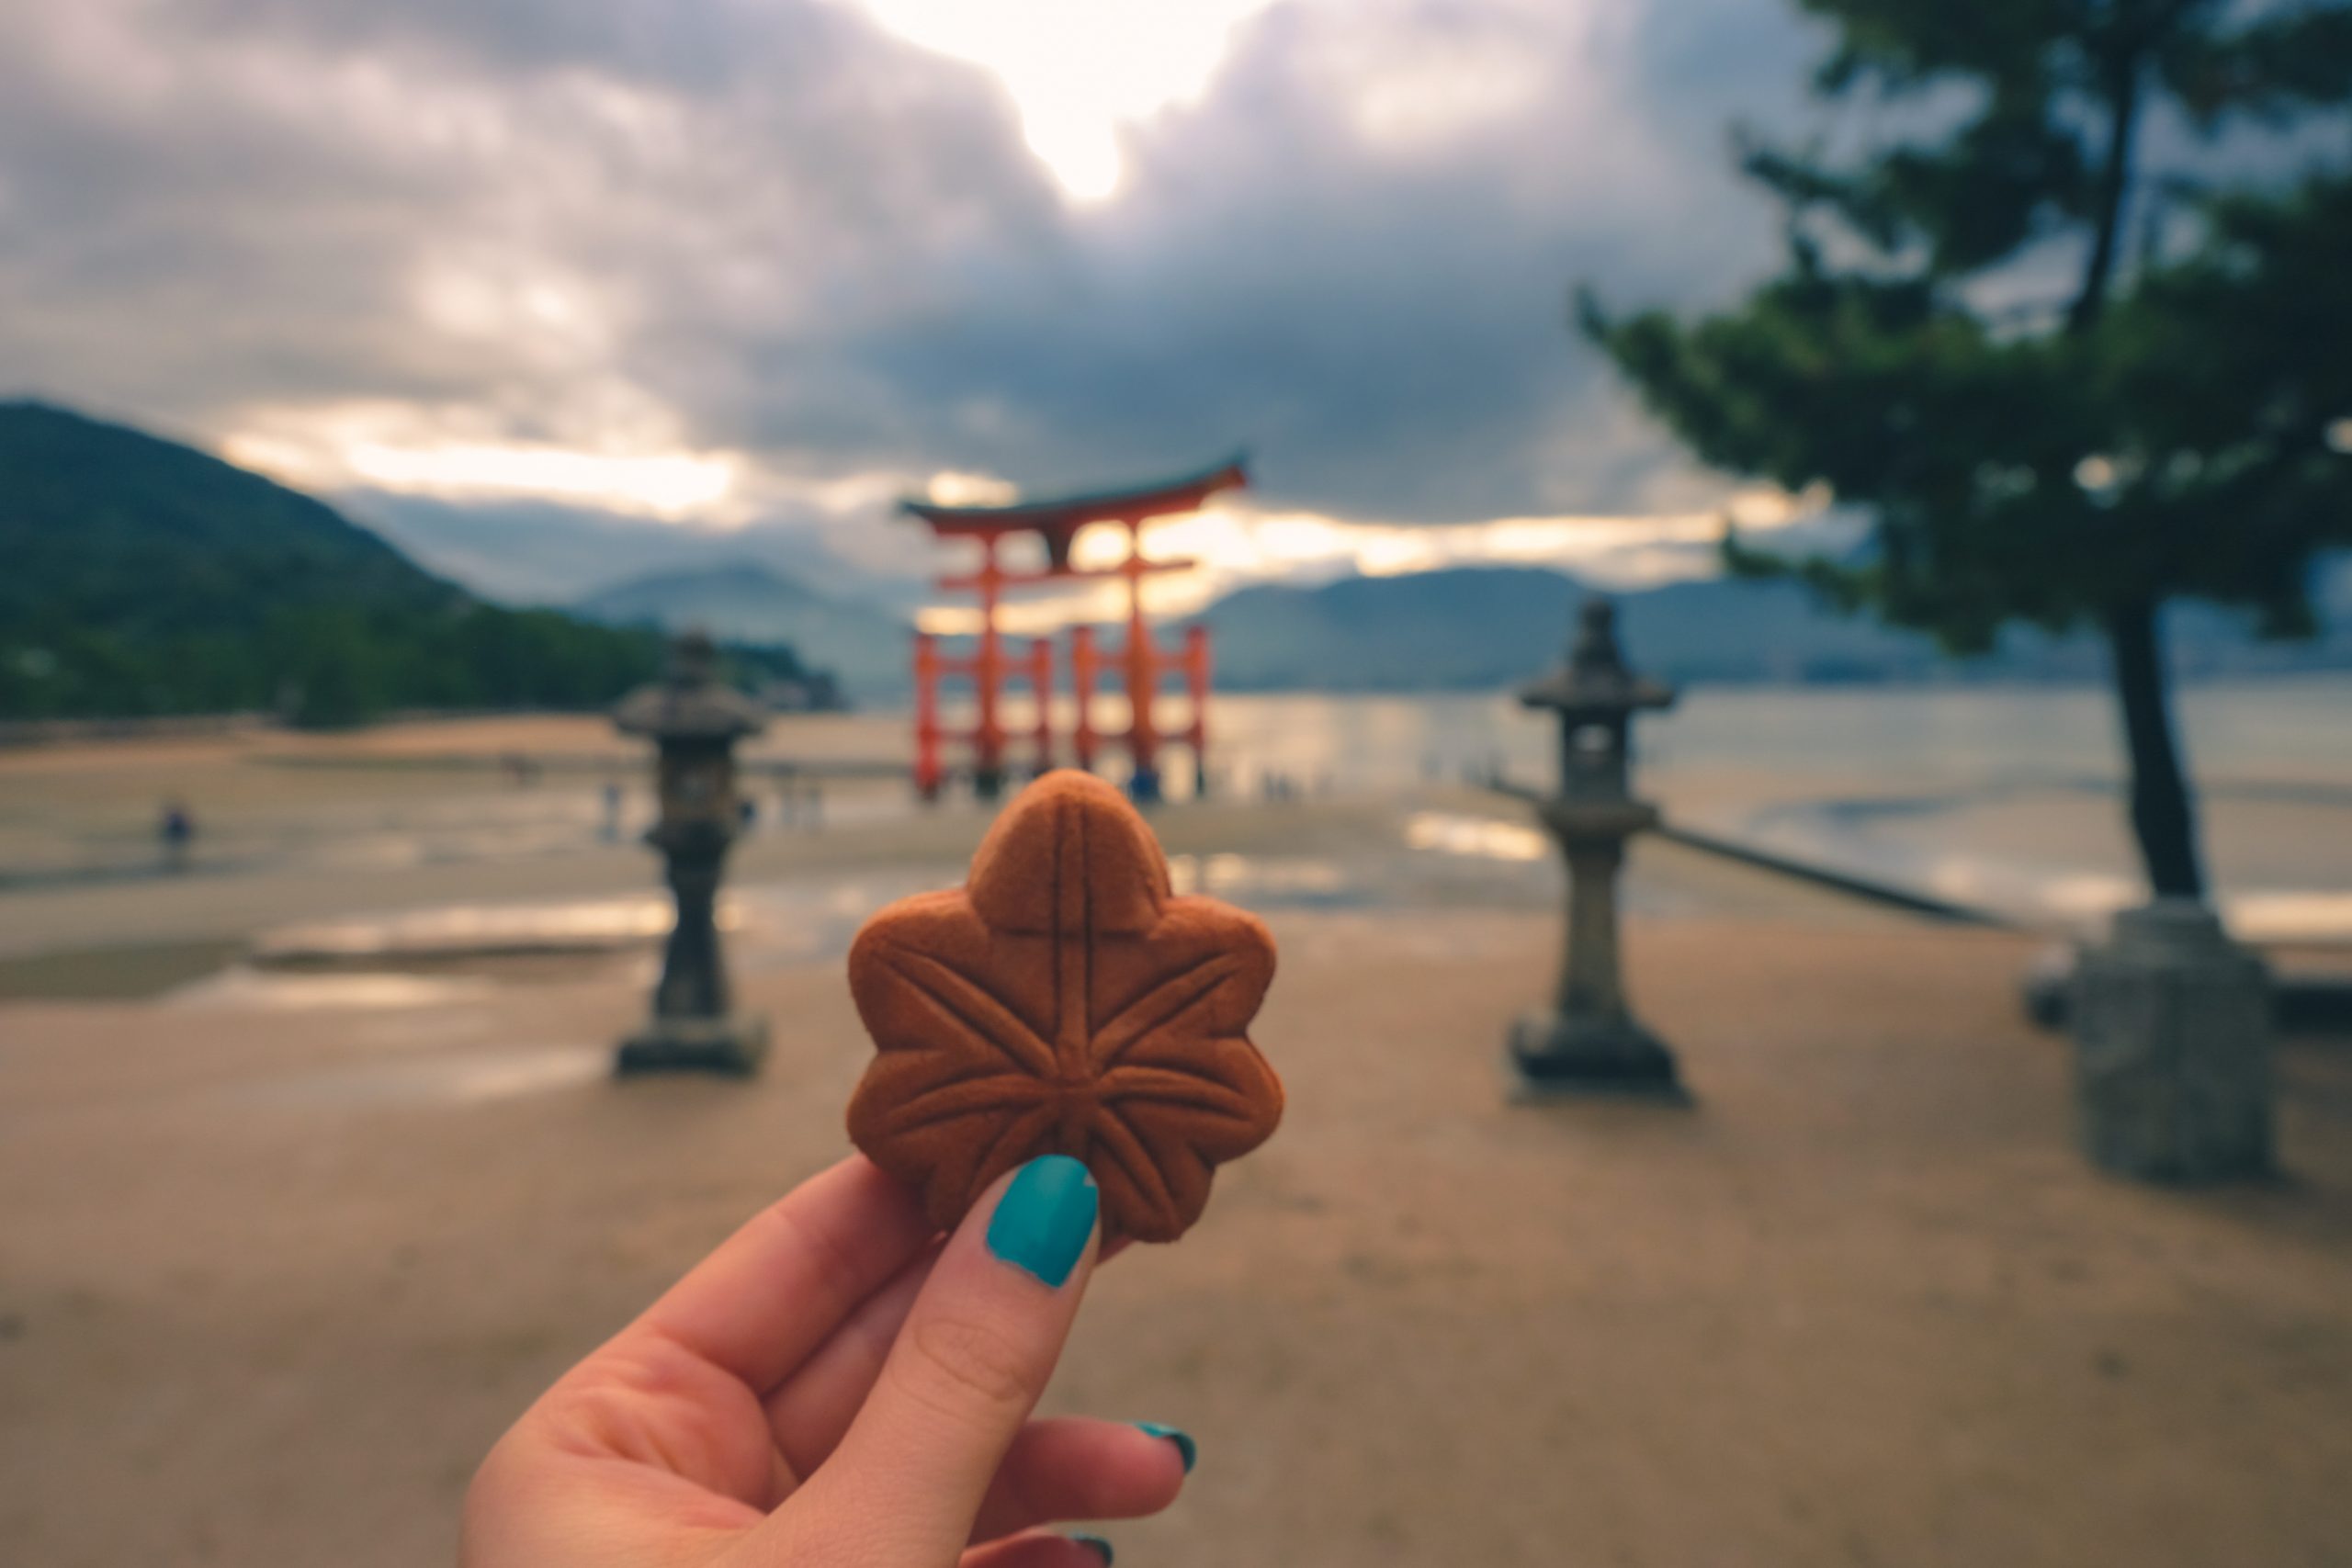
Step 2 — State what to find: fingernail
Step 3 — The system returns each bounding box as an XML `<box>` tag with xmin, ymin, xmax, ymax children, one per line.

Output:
<box><xmin>1136</xmin><ymin>1421</ymin><xmax>1197</xmax><ymax>1473</ymax></box>
<box><xmin>985</xmin><ymin>1155</ymin><xmax>1098</xmax><ymax>1287</ymax></box>
<box><xmin>1068</xmin><ymin>1532</ymin><xmax>1114</xmax><ymax>1564</ymax></box>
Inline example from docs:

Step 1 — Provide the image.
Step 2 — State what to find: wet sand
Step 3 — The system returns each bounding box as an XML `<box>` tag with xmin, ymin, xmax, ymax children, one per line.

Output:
<box><xmin>5</xmin><ymin>898</ymin><xmax>2351</xmax><ymax>1563</ymax></box>
<box><xmin>3</xmin><ymin>718</ymin><xmax>2351</xmax><ymax>1566</ymax></box>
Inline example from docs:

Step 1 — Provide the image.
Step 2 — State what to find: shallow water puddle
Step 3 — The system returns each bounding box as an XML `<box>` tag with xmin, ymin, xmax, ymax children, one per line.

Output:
<box><xmin>167</xmin><ymin>966</ymin><xmax>499</xmax><ymax>1010</ymax></box>
<box><xmin>1721</xmin><ymin>796</ymin><xmax>2352</xmax><ymax>940</ymax></box>
<box><xmin>222</xmin><ymin>1043</ymin><xmax>611</xmax><ymax>1110</ymax></box>
<box><xmin>254</xmin><ymin>895</ymin><xmax>677</xmax><ymax>965</ymax></box>
<box><xmin>1402</xmin><ymin>811</ymin><xmax>1549</xmax><ymax>863</ymax></box>
<box><xmin>1166</xmin><ymin>852</ymin><xmax>1357</xmax><ymax>902</ymax></box>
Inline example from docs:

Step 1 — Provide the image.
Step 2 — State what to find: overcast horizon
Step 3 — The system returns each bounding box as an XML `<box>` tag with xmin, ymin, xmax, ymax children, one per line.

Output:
<box><xmin>1</xmin><ymin>0</ymin><xmax>1944</xmax><ymax>619</ymax></box>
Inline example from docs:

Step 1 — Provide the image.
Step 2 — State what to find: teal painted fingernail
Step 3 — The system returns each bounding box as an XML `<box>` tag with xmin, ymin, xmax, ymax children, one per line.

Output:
<box><xmin>1136</xmin><ymin>1421</ymin><xmax>1197</xmax><ymax>1472</ymax></box>
<box><xmin>1068</xmin><ymin>1532</ymin><xmax>1114</xmax><ymax>1565</ymax></box>
<box><xmin>985</xmin><ymin>1156</ymin><xmax>1097</xmax><ymax>1287</ymax></box>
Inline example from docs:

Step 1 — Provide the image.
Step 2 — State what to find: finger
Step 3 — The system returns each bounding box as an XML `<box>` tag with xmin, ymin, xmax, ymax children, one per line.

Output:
<box><xmin>766</xmin><ymin>1239</ymin><xmax>941</xmax><ymax>1476</ymax></box>
<box><xmin>961</xmin><ymin>1530</ymin><xmax>1114</xmax><ymax>1568</ymax></box>
<box><xmin>968</xmin><ymin>1417</ymin><xmax>1189</xmax><ymax>1542</ymax></box>
<box><xmin>765</xmin><ymin>1235</ymin><xmax>1135</xmax><ymax>1475</ymax></box>
<box><xmin>628</xmin><ymin>1155</ymin><xmax>936</xmax><ymax>1393</ymax></box>
<box><xmin>754</xmin><ymin>1155</ymin><xmax>1101</xmax><ymax>1566</ymax></box>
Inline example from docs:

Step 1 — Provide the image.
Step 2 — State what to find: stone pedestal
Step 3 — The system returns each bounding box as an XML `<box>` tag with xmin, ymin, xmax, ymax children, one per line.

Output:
<box><xmin>2071</xmin><ymin>898</ymin><xmax>2272</xmax><ymax>1181</ymax></box>
<box><xmin>1507</xmin><ymin>1010</ymin><xmax>1685</xmax><ymax>1101</ymax></box>
<box><xmin>1506</xmin><ymin>798</ymin><xmax>1688</xmax><ymax>1102</ymax></box>
<box><xmin>618</xmin><ymin>1013</ymin><xmax>770</xmax><ymax>1076</ymax></box>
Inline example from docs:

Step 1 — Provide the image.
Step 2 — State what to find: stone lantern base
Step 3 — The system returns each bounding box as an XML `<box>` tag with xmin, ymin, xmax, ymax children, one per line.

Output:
<box><xmin>616</xmin><ymin>1013</ymin><xmax>771</xmax><ymax>1077</ymax></box>
<box><xmin>1506</xmin><ymin>1011</ymin><xmax>1689</xmax><ymax>1103</ymax></box>
<box><xmin>2071</xmin><ymin>898</ymin><xmax>2271</xmax><ymax>1181</ymax></box>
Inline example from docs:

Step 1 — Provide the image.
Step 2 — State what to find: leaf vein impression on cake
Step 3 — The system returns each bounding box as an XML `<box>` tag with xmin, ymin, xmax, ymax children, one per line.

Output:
<box><xmin>846</xmin><ymin>770</ymin><xmax>1283</xmax><ymax>1243</ymax></box>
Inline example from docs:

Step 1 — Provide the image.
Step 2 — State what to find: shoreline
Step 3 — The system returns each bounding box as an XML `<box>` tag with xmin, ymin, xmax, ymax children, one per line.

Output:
<box><xmin>7</xmin><ymin>666</ymin><xmax>2352</xmax><ymax>750</ymax></box>
<box><xmin>9</xmin><ymin>704</ymin><xmax>2352</xmax><ymax>972</ymax></box>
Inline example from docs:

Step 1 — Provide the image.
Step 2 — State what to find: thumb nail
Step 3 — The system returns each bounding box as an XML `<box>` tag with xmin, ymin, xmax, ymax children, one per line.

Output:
<box><xmin>985</xmin><ymin>1156</ymin><xmax>1098</xmax><ymax>1287</ymax></box>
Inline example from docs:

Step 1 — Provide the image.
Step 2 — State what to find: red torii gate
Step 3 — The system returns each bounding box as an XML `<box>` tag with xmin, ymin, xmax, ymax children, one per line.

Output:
<box><xmin>902</xmin><ymin>455</ymin><xmax>1247</xmax><ymax>803</ymax></box>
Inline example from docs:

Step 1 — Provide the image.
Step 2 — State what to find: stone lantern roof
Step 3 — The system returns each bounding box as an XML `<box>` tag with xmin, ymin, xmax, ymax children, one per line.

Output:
<box><xmin>614</xmin><ymin>629</ymin><xmax>770</xmax><ymax>743</ymax></box>
<box><xmin>1518</xmin><ymin>600</ymin><xmax>1676</xmax><ymax>720</ymax></box>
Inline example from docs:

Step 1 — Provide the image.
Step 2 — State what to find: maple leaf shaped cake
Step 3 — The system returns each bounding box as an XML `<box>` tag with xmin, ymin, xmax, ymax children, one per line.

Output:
<box><xmin>846</xmin><ymin>770</ymin><xmax>1282</xmax><ymax>1244</ymax></box>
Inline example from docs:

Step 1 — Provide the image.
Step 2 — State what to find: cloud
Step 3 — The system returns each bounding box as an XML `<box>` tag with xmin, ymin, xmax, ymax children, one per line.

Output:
<box><xmin>0</xmin><ymin>0</ymin><xmax>1057</xmax><ymax>436</ymax></box>
<box><xmin>0</xmin><ymin>0</ymin><xmax>1829</xmax><ymax>598</ymax></box>
<box><xmin>712</xmin><ymin>0</ymin><xmax>1826</xmax><ymax>523</ymax></box>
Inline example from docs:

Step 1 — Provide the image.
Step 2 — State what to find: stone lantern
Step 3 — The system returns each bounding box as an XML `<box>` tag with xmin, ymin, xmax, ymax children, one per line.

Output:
<box><xmin>1504</xmin><ymin>599</ymin><xmax>1686</xmax><ymax>1100</ymax></box>
<box><xmin>613</xmin><ymin>629</ymin><xmax>770</xmax><ymax>1075</ymax></box>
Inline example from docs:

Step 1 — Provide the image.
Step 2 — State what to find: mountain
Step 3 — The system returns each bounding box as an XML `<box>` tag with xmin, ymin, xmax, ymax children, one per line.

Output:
<box><xmin>1198</xmin><ymin>564</ymin><xmax>2352</xmax><ymax>691</ymax></box>
<box><xmin>576</xmin><ymin>562</ymin><xmax>910</xmax><ymax>701</ymax></box>
<box><xmin>0</xmin><ymin>401</ymin><xmax>821</xmax><ymax>726</ymax></box>
<box><xmin>1199</xmin><ymin>568</ymin><xmax>1935</xmax><ymax>689</ymax></box>
<box><xmin>2</xmin><ymin>401</ymin><xmax>458</xmax><ymax>633</ymax></box>
<box><xmin>345</xmin><ymin>488</ymin><xmax>893</xmax><ymax>607</ymax></box>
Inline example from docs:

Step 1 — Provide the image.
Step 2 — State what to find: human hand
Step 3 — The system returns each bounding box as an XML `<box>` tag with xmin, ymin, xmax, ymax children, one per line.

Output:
<box><xmin>462</xmin><ymin>1153</ymin><xmax>1193</xmax><ymax>1567</ymax></box>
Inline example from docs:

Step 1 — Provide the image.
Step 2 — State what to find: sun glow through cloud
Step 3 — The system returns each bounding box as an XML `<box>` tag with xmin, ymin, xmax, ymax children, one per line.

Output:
<box><xmin>908</xmin><ymin>486</ymin><xmax>1828</xmax><ymax>637</ymax></box>
<box><xmin>223</xmin><ymin>425</ymin><xmax>741</xmax><ymax>520</ymax></box>
<box><xmin>338</xmin><ymin>444</ymin><xmax>736</xmax><ymax>515</ymax></box>
<box><xmin>852</xmin><ymin>0</ymin><xmax>1276</xmax><ymax>199</ymax></box>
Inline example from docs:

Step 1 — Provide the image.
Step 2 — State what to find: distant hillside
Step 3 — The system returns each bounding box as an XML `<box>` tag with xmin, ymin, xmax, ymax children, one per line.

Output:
<box><xmin>0</xmin><ymin>401</ymin><xmax>820</xmax><ymax>727</ymax></box>
<box><xmin>1199</xmin><ymin>564</ymin><xmax>2352</xmax><ymax>691</ymax></box>
<box><xmin>576</xmin><ymin>562</ymin><xmax>910</xmax><ymax>701</ymax></box>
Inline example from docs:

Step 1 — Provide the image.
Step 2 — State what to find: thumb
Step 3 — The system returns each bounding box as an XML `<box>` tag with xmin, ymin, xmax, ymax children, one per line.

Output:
<box><xmin>758</xmin><ymin>1155</ymin><xmax>1102</xmax><ymax>1566</ymax></box>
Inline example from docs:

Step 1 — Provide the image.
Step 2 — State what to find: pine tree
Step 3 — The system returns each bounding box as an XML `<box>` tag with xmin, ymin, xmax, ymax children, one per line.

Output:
<box><xmin>1582</xmin><ymin>0</ymin><xmax>2352</xmax><ymax>899</ymax></box>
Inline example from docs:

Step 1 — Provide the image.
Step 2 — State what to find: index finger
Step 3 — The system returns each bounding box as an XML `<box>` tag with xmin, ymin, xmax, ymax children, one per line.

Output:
<box><xmin>760</xmin><ymin>1156</ymin><xmax>1102</xmax><ymax>1567</ymax></box>
<box><xmin>627</xmin><ymin>1154</ymin><xmax>936</xmax><ymax>1393</ymax></box>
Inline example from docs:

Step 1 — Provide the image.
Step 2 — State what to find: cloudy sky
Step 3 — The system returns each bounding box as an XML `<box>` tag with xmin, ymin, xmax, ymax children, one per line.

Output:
<box><xmin>2</xmin><ymin>0</ymin><xmax>1845</xmax><ymax>619</ymax></box>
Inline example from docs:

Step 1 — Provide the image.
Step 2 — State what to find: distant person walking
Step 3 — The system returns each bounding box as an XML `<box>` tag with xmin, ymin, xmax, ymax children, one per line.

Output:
<box><xmin>158</xmin><ymin>799</ymin><xmax>194</xmax><ymax>873</ymax></box>
<box><xmin>777</xmin><ymin>776</ymin><xmax>823</xmax><ymax>832</ymax></box>
<box><xmin>601</xmin><ymin>781</ymin><xmax>624</xmax><ymax>842</ymax></box>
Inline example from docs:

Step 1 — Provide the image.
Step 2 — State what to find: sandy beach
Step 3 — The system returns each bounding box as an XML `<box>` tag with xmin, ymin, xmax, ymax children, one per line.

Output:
<box><xmin>4</xmin><ymin>713</ymin><xmax>2350</xmax><ymax>1567</ymax></box>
